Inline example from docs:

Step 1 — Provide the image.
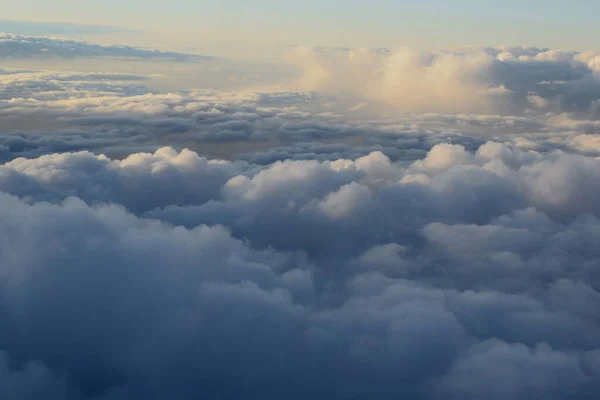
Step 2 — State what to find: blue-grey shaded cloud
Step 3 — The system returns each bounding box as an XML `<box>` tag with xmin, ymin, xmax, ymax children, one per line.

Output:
<box><xmin>0</xmin><ymin>33</ymin><xmax>214</xmax><ymax>62</ymax></box>
<box><xmin>0</xmin><ymin>180</ymin><xmax>599</xmax><ymax>399</ymax></box>
<box><xmin>0</xmin><ymin>46</ymin><xmax>600</xmax><ymax>400</ymax></box>
<box><xmin>1</xmin><ymin>144</ymin><xmax>600</xmax><ymax>398</ymax></box>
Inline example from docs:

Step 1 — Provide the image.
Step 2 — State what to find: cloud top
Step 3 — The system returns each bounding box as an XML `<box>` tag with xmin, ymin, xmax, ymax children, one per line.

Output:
<box><xmin>0</xmin><ymin>42</ymin><xmax>599</xmax><ymax>399</ymax></box>
<box><xmin>288</xmin><ymin>46</ymin><xmax>600</xmax><ymax>115</ymax></box>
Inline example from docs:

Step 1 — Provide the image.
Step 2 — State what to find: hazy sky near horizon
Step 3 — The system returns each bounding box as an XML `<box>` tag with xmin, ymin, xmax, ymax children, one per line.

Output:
<box><xmin>2</xmin><ymin>0</ymin><xmax>600</xmax><ymax>52</ymax></box>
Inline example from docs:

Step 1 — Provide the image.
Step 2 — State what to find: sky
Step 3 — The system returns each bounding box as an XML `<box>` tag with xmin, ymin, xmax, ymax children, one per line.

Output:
<box><xmin>2</xmin><ymin>0</ymin><xmax>600</xmax><ymax>52</ymax></box>
<box><xmin>2</xmin><ymin>3</ymin><xmax>600</xmax><ymax>400</ymax></box>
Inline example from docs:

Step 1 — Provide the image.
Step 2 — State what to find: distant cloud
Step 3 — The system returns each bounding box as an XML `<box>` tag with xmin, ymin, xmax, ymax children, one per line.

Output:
<box><xmin>2</xmin><ymin>65</ymin><xmax>600</xmax><ymax>165</ymax></box>
<box><xmin>0</xmin><ymin>33</ymin><xmax>215</xmax><ymax>62</ymax></box>
<box><xmin>287</xmin><ymin>46</ymin><xmax>600</xmax><ymax>115</ymax></box>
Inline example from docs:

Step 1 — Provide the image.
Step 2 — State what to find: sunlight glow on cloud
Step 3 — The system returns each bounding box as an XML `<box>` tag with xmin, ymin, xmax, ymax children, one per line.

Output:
<box><xmin>287</xmin><ymin>46</ymin><xmax>600</xmax><ymax>115</ymax></box>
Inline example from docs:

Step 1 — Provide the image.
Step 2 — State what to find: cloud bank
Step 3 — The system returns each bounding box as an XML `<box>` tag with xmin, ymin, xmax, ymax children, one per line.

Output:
<box><xmin>288</xmin><ymin>46</ymin><xmax>600</xmax><ymax>115</ymax></box>
<box><xmin>0</xmin><ymin>42</ymin><xmax>600</xmax><ymax>399</ymax></box>
<box><xmin>0</xmin><ymin>33</ymin><xmax>214</xmax><ymax>62</ymax></box>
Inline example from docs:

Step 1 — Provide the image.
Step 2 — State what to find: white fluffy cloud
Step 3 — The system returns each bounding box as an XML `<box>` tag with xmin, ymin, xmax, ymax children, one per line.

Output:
<box><xmin>1</xmin><ymin>41</ymin><xmax>600</xmax><ymax>399</ymax></box>
<box><xmin>288</xmin><ymin>46</ymin><xmax>600</xmax><ymax>115</ymax></box>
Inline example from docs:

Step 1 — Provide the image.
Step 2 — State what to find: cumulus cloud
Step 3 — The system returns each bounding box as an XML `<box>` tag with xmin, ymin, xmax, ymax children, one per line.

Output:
<box><xmin>0</xmin><ymin>42</ymin><xmax>600</xmax><ymax>399</ymax></box>
<box><xmin>0</xmin><ymin>147</ymin><xmax>245</xmax><ymax>213</ymax></box>
<box><xmin>1</xmin><ymin>180</ymin><xmax>600</xmax><ymax>399</ymax></box>
<box><xmin>287</xmin><ymin>46</ymin><xmax>600</xmax><ymax>115</ymax></box>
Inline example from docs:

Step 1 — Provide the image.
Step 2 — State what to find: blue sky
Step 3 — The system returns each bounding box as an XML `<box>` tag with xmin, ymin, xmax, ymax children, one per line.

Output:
<box><xmin>3</xmin><ymin>0</ymin><xmax>599</xmax><ymax>50</ymax></box>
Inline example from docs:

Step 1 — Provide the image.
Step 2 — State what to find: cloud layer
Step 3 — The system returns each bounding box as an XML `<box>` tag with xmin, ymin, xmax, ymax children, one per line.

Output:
<box><xmin>0</xmin><ymin>33</ymin><xmax>214</xmax><ymax>62</ymax></box>
<box><xmin>1</xmin><ymin>140</ymin><xmax>600</xmax><ymax>399</ymax></box>
<box><xmin>1</xmin><ymin>42</ymin><xmax>600</xmax><ymax>399</ymax></box>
